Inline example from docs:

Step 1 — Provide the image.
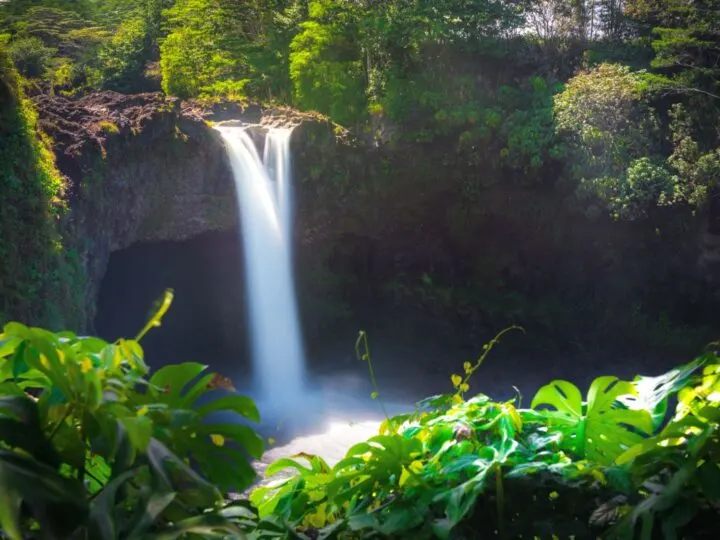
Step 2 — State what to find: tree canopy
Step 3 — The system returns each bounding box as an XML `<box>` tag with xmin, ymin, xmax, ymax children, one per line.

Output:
<box><xmin>0</xmin><ymin>0</ymin><xmax>718</xmax><ymax>221</ymax></box>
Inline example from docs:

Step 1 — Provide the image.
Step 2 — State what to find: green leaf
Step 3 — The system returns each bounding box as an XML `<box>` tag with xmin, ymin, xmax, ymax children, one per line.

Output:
<box><xmin>0</xmin><ymin>395</ymin><xmax>60</xmax><ymax>467</ymax></box>
<box><xmin>192</xmin><ymin>445</ymin><xmax>257</xmax><ymax>493</ymax></box>
<box><xmin>697</xmin><ymin>460</ymin><xmax>720</xmax><ymax>499</ymax></box>
<box><xmin>620</xmin><ymin>358</ymin><xmax>704</xmax><ymax>429</ymax></box>
<box><xmin>149</xmin><ymin>362</ymin><xmax>208</xmax><ymax>404</ymax></box>
<box><xmin>0</xmin><ymin>488</ymin><xmax>22</xmax><ymax>540</ymax></box>
<box><xmin>0</xmin><ymin>336</ymin><xmax>20</xmax><ymax>360</ymax></box>
<box><xmin>266</xmin><ymin>457</ymin><xmax>313</xmax><ymax>477</ymax></box>
<box><xmin>531</xmin><ymin>376</ymin><xmax>653</xmax><ymax>464</ymax></box>
<box><xmin>532</xmin><ymin>380</ymin><xmax>583</xmax><ymax>420</ymax></box>
<box><xmin>145</xmin><ymin>438</ymin><xmax>220</xmax><ymax>508</ymax></box>
<box><xmin>196</xmin><ymin>394</ymin><xmax>260</xmax><ymax>423</ymax></box>
<box><xmin>2</xmin><ymin>323</ymin><xmax>30</xmax><ymax>339</ymax></box>
<box><xmin>74</xmin><ymin>337</ymin><xmax>109</xmax><ymax>354</ymax></box>
<box><xmin>179</xmin><ymin>372</ymin><xmax>215</xmax><ymax>407</ymax></box>
<box><xmin>126</xmin><ymin>490</ymin><xmax>177</xmax><ymax>538</ymax></box>
<box><xmin>151</xmin><ymin>513</ymin><xmax>245</xmax><ymax>540</ymax></box>
<box><xmin>195</xmin><ymin>423</ymin><xmax>264</xmax><ymax>459</ymax></box>
<box><xmin>660</xmin><ymin>500</ymin><xmax>698</xmax><ymax>540</ymax></box>
<box><xmin>88</xmin><ymin>470</ymin><xmax>136</xmax><ymax>540</ymax></box>
<box><xmin>0</xmin><ymin>449</ymin><xmax>88</xmax><ymax>538</ymax></box>
<box><xmin>378</xmin><ymin>507</ymin><xmax>425</xmax><ymax>535</ymax></box>
<box><xmin>120</xmin><ymin>415</ymin><xmax>153</xmax><ymax>452</ymax></box>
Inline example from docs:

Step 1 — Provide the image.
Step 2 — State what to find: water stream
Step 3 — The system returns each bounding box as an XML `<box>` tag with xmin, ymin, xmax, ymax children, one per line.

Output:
<box><xmin>216</xmin><ymin>125</ymin><xmax>306</xmax><ymax>416</ymax></box>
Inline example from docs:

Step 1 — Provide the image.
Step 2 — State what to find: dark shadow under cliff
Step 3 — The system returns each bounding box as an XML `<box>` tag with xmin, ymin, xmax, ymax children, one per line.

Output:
<box><xmin>95</xmin><ymin>230</ymin><xmax>251</xmax><ymax>379</ymax></box>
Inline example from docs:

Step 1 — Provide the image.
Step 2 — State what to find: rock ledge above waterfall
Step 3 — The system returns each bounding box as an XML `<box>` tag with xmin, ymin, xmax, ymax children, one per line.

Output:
<box><xmin>34</xmin><ymin>91</ymin><xmax>355</xmax><ymax>330</ymax></box>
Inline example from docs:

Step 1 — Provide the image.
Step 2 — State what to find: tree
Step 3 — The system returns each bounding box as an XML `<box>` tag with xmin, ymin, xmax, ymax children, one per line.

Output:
<box><xmin>626</xmin><ymin>0</ymin><xmax>720</xmax><ymax>102</ymax></box>
<box><xmin>289</xmin><ymin>12</ymin><xmax>366</xmax><ymax>125</ymax></box>
<box><xmin>160</xmin><ymin>0</ymin><xmax>280</xmax><ymax>99</ymax></box>
<box><xmin>554</xmin><ymin>63</ymin><xmax>668</xmax><ymax>218</ymax></box>
<box><xmin>98</xmin><ymin>16</ymin><xmax>150</xmax><ymax>92</ymax></box>
<box><xmin>663</xmin><ymin>103</ymin><xmax>720</xmax><ymax>212</ymax></box>
<box><xmin>6</xmin><ymin>35</ymin><xmax>56</xmax><ymax>77</ymax></box>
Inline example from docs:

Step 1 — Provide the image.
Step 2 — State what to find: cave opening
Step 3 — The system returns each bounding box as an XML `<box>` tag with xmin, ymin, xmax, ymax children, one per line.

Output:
<box><xmin>95</xmin><ymin>229</ymin><xmax>251</xmax><ymax>382</ymax></box>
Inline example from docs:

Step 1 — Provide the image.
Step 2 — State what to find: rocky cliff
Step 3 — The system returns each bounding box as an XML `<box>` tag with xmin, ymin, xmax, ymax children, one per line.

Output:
<box><xmin>35</xmin><ymin>91</ymin><xmax>350</xmax><ymax>330</ymax></box>
<box><xmin>30</xmin><ymin>90</ymin><xmax>716</xmax><ymax>357</ymax></box>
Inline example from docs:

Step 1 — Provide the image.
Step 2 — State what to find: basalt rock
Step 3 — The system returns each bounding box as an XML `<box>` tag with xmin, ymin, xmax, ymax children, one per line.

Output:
<box><xmin>35</xmin><ymin>91</ymin><xmax>354</xmax><ymax>331</ymax></box>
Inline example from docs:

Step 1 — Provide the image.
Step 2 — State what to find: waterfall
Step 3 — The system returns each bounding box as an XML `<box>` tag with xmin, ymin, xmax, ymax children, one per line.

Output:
<box><xmin>216</xmin><ymin>125</ymin><xmax>306</xmax><ymax>413</ymax></box>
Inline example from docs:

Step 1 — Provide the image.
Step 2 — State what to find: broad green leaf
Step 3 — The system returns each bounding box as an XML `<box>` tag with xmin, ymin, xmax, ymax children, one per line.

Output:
<box><xmin>196</xmin><ymin>394</ymin><xmax>260</xmax><ymax>423</ymax></box>
<box><xmin>149</xmin><ymin>362</ymin><xmax>208</xmax><ymax>403</ymax></box>
<box><xmin>620</xmin><ymin>358</ymin><xmax>704</xmax><ymax>429</ymax></box>
<box><xmin>660</xmin><ymin>500</ymin><xmax>698</xmax><ymax>540</ymax></box>
<box><xmin>120</xmin><ymin>415</ymin><xmax>153</xmax><ymax>452</ymax></box>
<box><xmin>196</xmin><ymin>423</ymin><xmax>264</xmax><ymax>459</ymax></box>
<box><xmin>378</xmin><ymin>507</ymin><xmax>425</xmax><ymax>535</ymax></box>
<box><xmin>88</xmin><ymin>470</ymin><xmax>136</xmax><ymax>540</ymax></box>
<box><xmin>0</xmin><ymin>336</ymin><xmax>20</xmax><ymax>359</ymax></box>
<box><xmin>532</xmin><ymin>376</ymin><xmax>653</xmax><ymax>464</ymax></box>
<box><xmin>0</xmin><ymin>395</ymin><xmax>60</xmax><ymax>467</ymax></box>
<box><xmin>150</xmin><ymin>513</ymin><xmax>245</xmax><ymax>540</ymax></box>
<box><xmin>126</xmin><ymin>491</ymin><xmax>177</xmax><ymax>538</ymax></box>
<box><xmin>697</xmin><ymin>461</ymin><xmax>720</xmax><ymax>499</ymax></box>
<box><xmin>0</xmin><ymin>488</ymin><xmax>22</xmax><ymax>540</ymax></box>
<box><xmin>192</xmin><ymin>446</ymin><xmax>257</xmax><ymax>493</ymax></box>
<box><xmin>145</xmin><ymin>438</ymin><xmax>220</xmax><ymax>508</ymax></box>
<box><xmin>74</xmin><ymin>337</ymin><xmax>109</xmax><ymax>354</ymax></box>
<box><xmin>266</xmin><ymin>457</ymin><xmax>314</xmax><ymax>477</ymax></box>
<box><xmin>178</xmin><ymin>372</ymin><xmax>215</xmax><ymax>407</ymax></box>
<box><xmin>532</xmin><ymin>380</ymin><xmax>583</xmax><ymax>421</ymax></box>
<box><xmin>2</xmin><ymin>323</ymin><xmax>30</xmax><ymax>339</ymax></box>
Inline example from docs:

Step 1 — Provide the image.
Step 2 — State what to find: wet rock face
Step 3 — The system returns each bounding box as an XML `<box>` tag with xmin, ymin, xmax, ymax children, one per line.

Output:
<box><xmin>36</xmin><ymin>91</ymin><xmax>238</xmax><ymax>329</ymax></box>
<box><xmin>35</xmin><ymin>91</ymin><xmax>350</xmax><ymax>331</ymax></box>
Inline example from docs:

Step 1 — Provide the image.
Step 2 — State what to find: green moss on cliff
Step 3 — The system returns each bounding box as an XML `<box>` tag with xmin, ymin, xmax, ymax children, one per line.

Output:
<box><xmin>0</xmin><ymin>48</ymin><xmax>84</xmax><ymax>328</ymax></box>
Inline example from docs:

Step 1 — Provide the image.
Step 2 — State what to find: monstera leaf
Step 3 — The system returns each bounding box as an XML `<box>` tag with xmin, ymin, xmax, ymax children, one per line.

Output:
<box><xmin>329</xmin><ymin>434</ymin><xmax>425</xmax><ymax>505</ymax></box>
<box><xmin>141</xmin><ymin>362</ymin><xmax>264</xmax><ymax>493</ymax></box>
<box><xmin>618</xmin><ymin>358</ymin><xmax>706</xmax><ymax>430</ymax></box>
<box><xmin>531</xmin><ymin>376</ymin><xmax>654</xmax><ymax>464</ymax></box>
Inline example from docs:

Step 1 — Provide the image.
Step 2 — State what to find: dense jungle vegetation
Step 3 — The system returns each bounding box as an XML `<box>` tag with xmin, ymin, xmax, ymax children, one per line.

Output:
<box><xmin>1</xmin><ymin>0</ymin><xmax>720</xmax><ymax>351</ymax></box>
<box><xmin>0</xmin><ymin>300</ymin><xmax>719</xmax><ymax>539</ymax></box>
<box><xmin>1</xmin><ymin>0</ymin><xmax>720</xmax><ymax>538</ymax></box>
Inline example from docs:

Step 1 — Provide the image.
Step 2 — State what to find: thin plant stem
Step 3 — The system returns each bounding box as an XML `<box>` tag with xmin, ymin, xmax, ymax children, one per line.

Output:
<box><xmin>454</xmin><ymin>325</ymin><xmax>524</xmax><ymax>400</ymax></box>
<box><xmin>355</xmin><ymin>330</ymin><xmax>390</xmax><ymax>422</ymax></box>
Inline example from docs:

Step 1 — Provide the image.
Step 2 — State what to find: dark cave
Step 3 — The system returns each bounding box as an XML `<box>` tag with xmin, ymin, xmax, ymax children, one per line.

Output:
<box><xmin>95</xmin><ymin>229</ymin><xmax>251</xmax><ymax>381</ymax></box>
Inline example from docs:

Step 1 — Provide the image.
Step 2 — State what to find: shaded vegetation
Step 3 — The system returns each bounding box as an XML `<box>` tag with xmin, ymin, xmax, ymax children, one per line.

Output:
<box><xmin>0</xmin><ymin>47</ymin><xmax>83</xmax><ymax>330</ymax></box>
<box><xmin>0</xmin><ymin>291</ymin><xmax>263</xmax><ymax>539</ymax></box>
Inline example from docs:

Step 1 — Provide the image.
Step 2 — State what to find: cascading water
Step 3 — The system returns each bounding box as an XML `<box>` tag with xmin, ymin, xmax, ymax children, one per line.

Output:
<box><xmin>216</xmin><ymin>125</ymin><xmax>306</xmax><ymax>414</ymax></box>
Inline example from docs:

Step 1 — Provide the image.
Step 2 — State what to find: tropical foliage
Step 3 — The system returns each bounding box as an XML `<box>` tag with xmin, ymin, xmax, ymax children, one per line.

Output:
<box><xmin>0</xmin><ymin>296</ymin><xmax>718</xmax><ymax>538</ymax></box>
<box><xmin>0</xmin><ymin>290</ymin><xmax>264</xmax><ymax>539</ymax></box>
<box><xmin>0</xmin><ymin>47</ymin><xmax>82</xmax><ymax>330</ymax></box>
<box><xmin>247</xmin><ymin>334</ymin><xmax>720</xmax><ymax>539</ymax></box>
<box><xmin>2</xmin><ymin>0</ymin><xmax>720</xmax><ymax>341</ymax></box>
<box><xmin>2</xmin><ymin>1</ymin><xmax>720</xmax><ymax>534</ymax></box>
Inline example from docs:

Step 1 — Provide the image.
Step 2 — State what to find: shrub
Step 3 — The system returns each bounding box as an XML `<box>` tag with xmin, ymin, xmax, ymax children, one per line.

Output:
<box><xmin>0</xmin><ymin>290</ymin><xmax>263</xmax><ymax>538</ymax></box>
<box><xmin>249</xmin><ymin>331</ymin><xmax>719</xmax><ymax>539</ymax></box>
<box><xmin>7</xmin><ymin>36</ymin><xmax>56</xmax><ymax>78</ymax></box>
<box><xmin>0</xmin><ymin>48</ymin><xmax>82</xmax><ymax>329</ymax></box>
<box><xmin>96</xmin><ymin>120</ymin><xmax>119</xmax><ymax>134</ymax></box>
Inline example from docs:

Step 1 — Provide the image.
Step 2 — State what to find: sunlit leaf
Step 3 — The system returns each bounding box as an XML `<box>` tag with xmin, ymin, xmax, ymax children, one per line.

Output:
<box><xmin>532</xmin><ymin>376</ymin><xmax>653</xmax><ymax>464</ymax></box>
